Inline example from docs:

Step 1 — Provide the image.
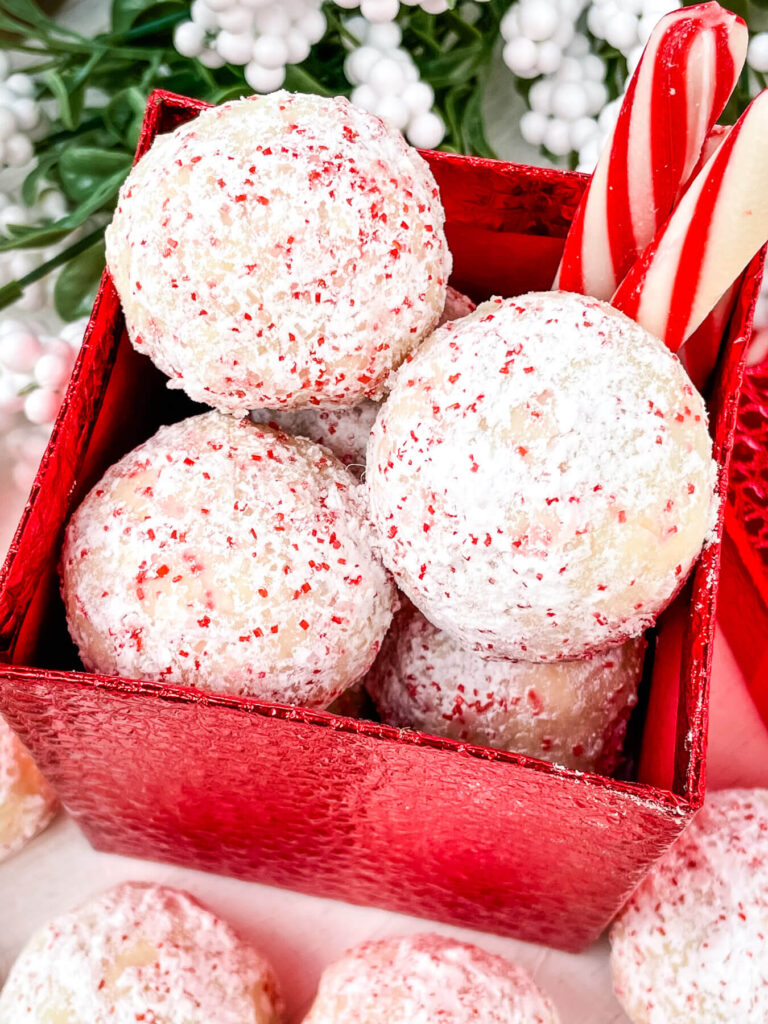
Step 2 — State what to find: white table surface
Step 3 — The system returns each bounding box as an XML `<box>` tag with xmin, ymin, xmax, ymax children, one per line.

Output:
<box><xmin>2</xmin><ymin>4</ymin><xmax>768</xmax><ymax>1018</ymax></box>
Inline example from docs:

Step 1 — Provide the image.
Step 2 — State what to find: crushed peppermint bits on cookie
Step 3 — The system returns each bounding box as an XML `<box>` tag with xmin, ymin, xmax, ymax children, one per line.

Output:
<box><xmin>59</xmin><ymin>411</ymin><xmax>396</xmax><ymax>707</ymax></box>
<box><xmin>303</xmin><ymin>933</ymin><xmax>561</xmax><ymax>1024</ymax></box>
<box><xmin>365</xmin><ymin>603</ymin><xmax>645</xmax><ymax>773</ymax></box>
<box><xmin>610</xmin><ymin>789</ymin><xmax>768</xmax><ymax>1024</ymax></box>
<box><xmin>366</xmin><ymin>291</ymin><xmax>718</xmax><ymax>662</ymax></box>
<box><xmin>0</xmin><ymin>882</ymin><xmax>283</xmax><ymax>1023</ymax></box>
<box><xmin>105</xmin><ymin>91</ymin><xmax>451</xmax><ymax>416</ymax></box>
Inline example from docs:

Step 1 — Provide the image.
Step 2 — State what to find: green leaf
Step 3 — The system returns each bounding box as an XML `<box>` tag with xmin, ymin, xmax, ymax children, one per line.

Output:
<box><xmin>42</xmin><ymin>70</ymin><xmax>86</xmax><ymax>131</ymax></box>
<box><xmin>0</xmin><ymin>0</ymin><xmax>47</xmax><ymax>27</ymax></box>
<box><xmin>103</xmin><ymin>87</ymin><xmax>148</xmax><ymax>141</ymax></box>
<box><xmin>54</xmin><ymin>238</ymin><xmax>106</xmax><ymax>320</ymax></box>
<box><xmin>110</xmin><ymin>0</ymin><xmax>158</xmax><ymax>34</ymax></box>
<box><xmin>59</xmin><ymin>147</ymin><xmax>132</xmax><ymax>204</ymax></box>
<box><xmin>0</xmin><ymin>172</ymin><xmax>123</xmax><ymax>252</ymax></box>
<box><xmin>462</xmin><ymin>83</ymin><xmax>496</xmax><ymax>159</ymax></box>
<box><xmin>283</xmin><ymin>64</ymin><xmax>333</xmax><ymax>97</ymax></box>
<box><xmin>21</xmin><ymin>153</ymin><xmax>61</xmax><ymax>206</ymax></box>
<box><xmin>419</xmin><ymin>46</ymin><xmax>485</xmax><ymax>89</ymax></box>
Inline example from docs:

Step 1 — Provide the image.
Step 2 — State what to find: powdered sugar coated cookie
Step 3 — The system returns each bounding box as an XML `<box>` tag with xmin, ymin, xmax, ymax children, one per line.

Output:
<box><xmin>302</xmin><ymin>933</ymin><xmax>560</xmax><ymax>1023</ymax></box>
<box><xmin>610</xmin><ymin>788</ymin><xmax>768</xmax><ymax>1023</ymax></box>
<box><xmin>106</xmin><ymin>92</ymin><xmax>451</xmax><ymax>415</ymax></box>
<box><xmin>249</xmin><ymin>288</ymin><xmax>475</xmax><ymax>477</ymax></box>
<box><xmin>0</xmin><ymin>714</ymin><xmax>56</xmax><ymax>863</ymax></box>
<box><xmin>0</xmin><ymin>881</ymin><xmax>283</xmax><ymax>1023</ymax></box>
<box><xmin>365</xmin><ymin>604</ymin><xmax>644</xmax><ymax>772</ymax></box>
<box><xmin>60</xmin><ymin>412</ymin><xmax>395</xmax><ymax>706</ymax></box>
<box><xmin>367</xmin><ymin>292</ymin><xmax>717</xmax><ymax>661</ymax></box>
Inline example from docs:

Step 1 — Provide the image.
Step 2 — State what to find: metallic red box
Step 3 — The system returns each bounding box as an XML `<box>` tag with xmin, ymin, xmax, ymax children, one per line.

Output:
<box><xmin>721</xmin><ymin>360</ymin><xmax>768</xmax><ymax>725</ymax></box>
<box><xmin>0</xmin><ymin>91</ymin><xmax>762</xmax><ymax>951</ymax></box>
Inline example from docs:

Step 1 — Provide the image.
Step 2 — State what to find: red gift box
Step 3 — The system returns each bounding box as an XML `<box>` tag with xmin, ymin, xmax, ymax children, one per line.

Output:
<box><xmin>721</xmin><ymin>360</ymin><xmax>768</xmax><ymax>725</ymax></box>
<box><xmin>0</xmin><ymin>90</ymin><xmax>762</xmax><ymax>952</ymax></box>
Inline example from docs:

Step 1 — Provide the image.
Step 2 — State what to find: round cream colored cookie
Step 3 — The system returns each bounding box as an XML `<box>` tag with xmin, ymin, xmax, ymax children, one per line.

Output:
<box><xmin>610</xmin><ymin>788</ymin><xmax>768</xmax><ymax>1023</ymax></box>
<box><xmin>0</xmin><ymin>714</ymin><xmax>56</xmax><ymax>863</ymax></box>
<box><xmin>106</xmin><ymin>92</ymin><xmax>451</xmax><ymax>415</ymax></box>
<box><xmin>366</xmin><ymin>604</ymin><xmax>645</xmax><ymax>771</ymax></box>
<box><xmin>249</xmin><ymin>288</ymin><xmax>475</xmax><ymax>478</ymax></box>
<box><xmin>367</xmin><ymin>291</ymin><xmax>717</xmax><ymax>661</ymax></box>
<box><xmin>60</xmin><ymin>411</ymin><xmax>396</xmax><ymax>707</ymax></box>
<box><xmin>0</xmin><ymin>881</ymin><xmax>283</xmax><ymax>1023</ymax></box>
<box><xmin>302</xmin><ymin>933</ymin><xmax>560</xmax><ymax>1023</ymax></box>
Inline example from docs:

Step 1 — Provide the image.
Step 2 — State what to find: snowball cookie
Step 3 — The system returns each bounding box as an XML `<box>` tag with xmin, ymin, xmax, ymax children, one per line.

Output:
<box><xmin>60</xmin><ymin>412</ymin><xmax>396</xmax><ymax>707</ymax></box>
<box><xmin>367</xmin><ymin>291</ymin><xmax>718</xmax><ymax>662</ymax></box>
<box><xmin>0</xmin><ymin>881</ymin><xmax>283</xmax><ymax>1023</ymax></box>
<box><xmin>610</xmin><ymin>789</ymin><xmax>768</xmax><ymax>1023</ymax></box>
<box><xmin>302</xmin><ymin>933</ymin><xmax>560</xmax><ymax>1024</ymax></box>
<box><xmin>0</xmin><ymin>714</ymin><xmax>57</xmax><ymax>863</ymax></box>
<box><xmin>365</xmin><ymin>605</ymin><xmax>645</xmax><ymax>772</ymax></box>
<box><xmin>105</xmin><ymin>92</ymin><xmax>451</xmax><ymax>415</ymax></box>
<box><xmin>248</xmin><ymin>289</ymin><xmax>475</xmax><ymax>476</ymax></box>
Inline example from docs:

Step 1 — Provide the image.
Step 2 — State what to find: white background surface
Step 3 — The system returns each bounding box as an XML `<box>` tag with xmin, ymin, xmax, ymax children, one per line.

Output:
<box><xmin>2</xmin><ymin>3</ymin><xmax>768</xmax><ymax>1019</ymax></box>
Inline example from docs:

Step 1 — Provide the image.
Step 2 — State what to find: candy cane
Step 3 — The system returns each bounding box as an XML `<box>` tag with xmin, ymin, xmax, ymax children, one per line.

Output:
<box><xmin>678</xmin><ymin>125</ymin><xmax>735</xmax><ymax>390</ymax></box>
<box><xmin>555</xmin><ymin>2</ymin><xmax>747</xmax><ymax>300</ymax></box>
<box><xmin>612</xmin><ymin>90</ymin><xmax>768</xmax><ymax>352</ymax></box>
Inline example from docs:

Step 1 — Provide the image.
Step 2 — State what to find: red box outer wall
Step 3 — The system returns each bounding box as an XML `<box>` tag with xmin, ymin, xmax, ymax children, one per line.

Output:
<box><xmin>0</xmin><ymin>90</ymin><xmax>762</xmax><ymax>952</ymax></box>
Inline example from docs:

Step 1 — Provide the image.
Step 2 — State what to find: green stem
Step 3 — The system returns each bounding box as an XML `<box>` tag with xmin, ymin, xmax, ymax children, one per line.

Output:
<box><xmin>69</xmin><ymin>47</ymin><xmax>109</xmax><ymax>92</ymax></box>
<box><xmin>121</xmin><ymin>10</ymin><xmax>187</xmax><ymax>41</ymax></box>
<box><xmin>0</xmin><ymin>226</ymin><xmax>104</xmax><ymax>314</ymax></box>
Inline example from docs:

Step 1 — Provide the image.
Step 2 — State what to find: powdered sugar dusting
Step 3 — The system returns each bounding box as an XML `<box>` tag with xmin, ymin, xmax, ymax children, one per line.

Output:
<box><xmin>248</xmin><ymin>288</ymin><xmax>475</xmax><ymax>477</ymax></box>
<box><xmin>0</xmin><ymin>715</ymin><xmax>57</xmax><ymax>863</ymax></box>
<box><xmin>60</xmin><ymin>411</ymin><xmax>396</xmax><ymax>707</ymax></box>
<box><xmin>610</xmin><ymin>788</ymin><xmax>768</xmax><ymax>1023</ymax></box>
<box><xmin>303</xmin><ymin>933</ymin><xmax>560</xmax><ymax>1023</ymax></box>
<box><xmin>105</xmin><ymin>92</ymin><xmax>451</xmax><ymax>415</ymax></box>
<box><xmin>366</xmin><ymin>291</ymin><xmax>718</xmax><ymax>661</ymax></box>
<box><xmin>0</xmin><ymin>881</ymin><xmax>283</xmax><ymax>1022</ymax></box>
<box><xmin>365</xmin><ymin>604</ymin><xmax>645</xmax><ymax>772</ymax></box>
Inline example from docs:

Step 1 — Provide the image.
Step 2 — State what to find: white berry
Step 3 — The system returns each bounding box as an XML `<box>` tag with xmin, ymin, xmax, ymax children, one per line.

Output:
<box><xmin>360</xmin><ymin>0</ymin><xmax>399</xmax><ymax>22</ymax></box>
<box><xmin>748</xmin><ymin>33</ymin><xmax>768</xmax><ymax>74</ymax></box>
<box><xmin>174</xmin><ymin>20</ymin><xmax>207</xmax><ymax>57</ymax></box>
<box><xmin>407</xmin><ymin>110</ymin><xmax>445</xmax><ymax>149</ymax></box>
<box><xmin>244</xmin><ymin>60</ymin><xmax>285</xmax><ymax>91</ymax></box>
<box><xmin>217</xmin><ymin>29</ymin><xmax>256</xmax><ymax>64</ymax></box>
<box><xmin>0</xmin><ymin>329</ymin><xmax>43</xmax><ymax>374</ymax></box>
<box><xmin>23</xmin><ymin>386</ymin><xmax>61</xmax><ymax>425</ymax></box>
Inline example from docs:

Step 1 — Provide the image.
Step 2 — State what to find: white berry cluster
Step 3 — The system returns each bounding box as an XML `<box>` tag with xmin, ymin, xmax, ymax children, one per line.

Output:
<box><xmin>334</xmin><ymin>0</ymin><xmax>488</xmax><ymax>23</ymax></box>
<box><xmin>344</xmin><ymin>18</ymin><xmax>445</xmax><ymax>148</ymax></box>
<box><xmin>0</xmin><ymin>187</ymin><xmax>69</xmax><ymax>314</ymax></box>
<box><xmin>173</xmin><ymin>0</ymin><xmax>327</xmax><ymax>94</ymax></box>
<box><xmin>509</xmin><ymin>0</ymin><xmax>682</xmax><ymax>169</ymax></box>
<box><xmin>587</xmin><ymin>0</ymin><xmax>680</xmax><ymax>66</ymax></box>
<box><xmin>0</xmin><ymin>54</ymin><xmax>45</xmax><ymax>172</ymax></box>
<box><xmin>501</xmin><ymin>0</ymin><xmax>587</xmax><ymax>79</ymax></box>
<box><xmin>0</xmin><ymin>316</ymin><xmax>87</xmax><ymax>489</ymax></box>
<box><xmin>516</xmin><ymin>35</ymin><xmax>609</xmax><ymax>160</ymax></box>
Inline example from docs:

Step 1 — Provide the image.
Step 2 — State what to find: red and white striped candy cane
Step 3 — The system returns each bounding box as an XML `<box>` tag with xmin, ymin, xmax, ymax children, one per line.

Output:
<box><xmin>555</xmin><ymin>2</ymin><xmax>747</xmax><ymax>300</ymax></box>
<box><xmin>612</xmin><ymin>90</ymin><xmax>768</xmax><ymax>352</ymax></box>
<box><xmin>678</xmin><ymin>125</ymin><xmax>735</xmax><ymax>390</ymax></box>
